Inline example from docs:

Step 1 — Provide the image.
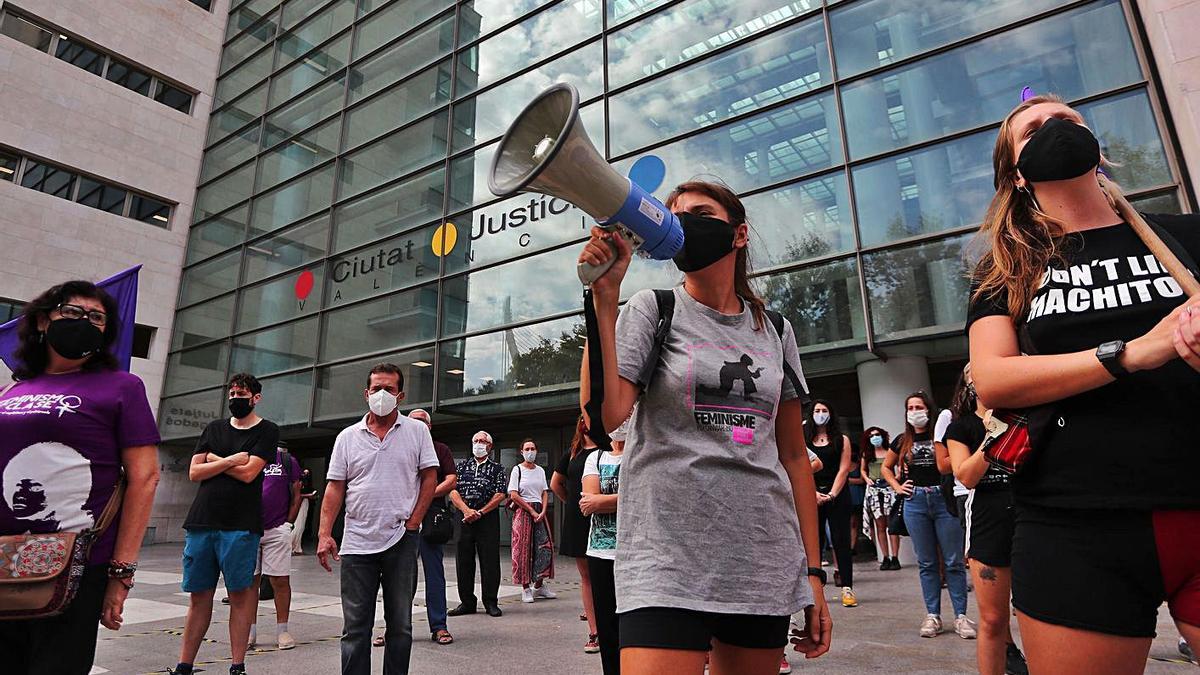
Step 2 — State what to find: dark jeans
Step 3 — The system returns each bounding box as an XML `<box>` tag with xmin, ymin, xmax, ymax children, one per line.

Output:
<box><xmin>417</xmin><ymin>534</ymin><xmax>448</xmax><ymax>632</ymax></box>
<box><xmin>341</xmin><ymin>534</ymin><xmax>419</xmax><ymax>675</ymax></box>
<box><xmin>0</xmin><ymin>564</ymin><xmax>107</xmax><ymax>675</ymax></box>
<box><xmin>587</xmin><ymin>556</ymin><xmax>620</xmax><ymax>675</ymax></box>
<box><xmin>817</xmin><ymin>489</ymin><xmax>854</xmax><ymax>587</ymax></box>
<box><xmin>456</xmin><ymin>510</ymin><xmax>500</xmax><ymax>607</ymax></box>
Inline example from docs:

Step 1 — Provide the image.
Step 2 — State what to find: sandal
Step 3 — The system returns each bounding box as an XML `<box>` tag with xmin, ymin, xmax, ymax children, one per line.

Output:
<box><xmin>372</xmin><ymin>635</ymin><xmax>385</xmax><ymax>647</ymax></box>
<box><xmin>432</xmin><ymin>629</ymin><xmax>454</xmax><ymax>645</ymax></box>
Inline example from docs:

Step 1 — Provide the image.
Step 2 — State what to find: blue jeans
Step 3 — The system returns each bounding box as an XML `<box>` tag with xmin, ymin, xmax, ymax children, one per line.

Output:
<box><xmin>340</xmin><ymin>533</ymin><xmax>419</xmax><ymax>675</ymax></box>
<box><xmin>418</xmin><ymin>534</ymin><xmax>448</xmax><ymax>632</ymax></box>
<box><xmin>903</xmin><ymin>486</ymin><xmax>968</xmax><ymax>616</ymax></box>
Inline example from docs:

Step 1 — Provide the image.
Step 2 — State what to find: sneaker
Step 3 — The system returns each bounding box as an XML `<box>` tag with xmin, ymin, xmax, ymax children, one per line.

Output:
<box><xmin>879</xmin><ymin>558</ymin><xmax>889</xmax><ymax>571</ymax></box>
<box><xmin>840</xmin><ymin>587</ymin><xmax>858</xmax><ymax>608</ymax></box>
<box><xmin>891</xmin><ymin>557</ymin><xmax>902</xmax><ymax>570</ymax></box>
<box><xmin>533</xmin><ymin>585</ymin><xmax>557</xmax><ymax>600</ymax></box>
<box><xmin>779</xmin><ymin>656</ymin><xmax>792</xmax><ymax>673</ymax></box>
<box><xmin>833</xmin><ymin>571</ymin><xmax>842</xmax><ymax>588</ymax></box>
<box><xmin>521</xmin><ymin>587</ymin><xmax>534</xmax><ymax>603</ymax></box>
<box><xmin>277</xmin><ymin>631</ymin><xmax>295</xmax><ymax>650</ymax></box>
<box><xmin>1005</xmin><ymin>642</ymin><xmax>1029</xmax><ymax>675</ymax></box>
<box><xmin>1180</xmin><ymin>637</ymin><xmax>1196</xmax><ymax>664</ymax></box>
<box><xmin>955</xmin><ymin>615</ymin><xmax>978</xmax><ymax>640</ymax></box>
<box><xmin>920</xmin><ymin>614</ymin><xmax>943</xmax><ymax>638</ymax></box>
<box><xmin>584</xmin><ymin>634</ymin><xmax>600</xmax><ymax>654</ymax></box>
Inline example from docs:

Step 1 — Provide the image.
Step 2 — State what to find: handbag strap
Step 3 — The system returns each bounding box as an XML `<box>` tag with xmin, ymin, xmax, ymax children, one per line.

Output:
<box><xmin>91</xmin><ymin>474</ymin><xmax>126</xmax><ymax>536</ymax></box>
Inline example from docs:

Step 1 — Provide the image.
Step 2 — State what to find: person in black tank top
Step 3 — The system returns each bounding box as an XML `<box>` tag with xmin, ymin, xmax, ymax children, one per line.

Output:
<box><xmin>804</xmin><ymin>400</ymin><xmax>857</xmax><ymax>608</ymax></box>
<box><xmin>550</xmin><ymin>417</ymin><xmax>602</xmax><ymax>654</ymax></box>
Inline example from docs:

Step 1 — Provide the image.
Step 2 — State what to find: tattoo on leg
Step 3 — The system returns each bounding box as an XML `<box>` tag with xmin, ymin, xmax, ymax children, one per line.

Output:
<box><xmin>980</xmin><ymin>566</ymin><xmax>998</xmax><ymax>582</ymax></box>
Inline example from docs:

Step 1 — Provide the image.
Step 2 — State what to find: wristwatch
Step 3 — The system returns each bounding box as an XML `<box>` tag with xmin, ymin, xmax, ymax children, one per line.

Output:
<box><xmin>1096</xmin><ymin>340</ymin><xmax>1129</xmax><ymax>379</ymax></box>
<box><xmin>806</xmin><ymin>567</ymin><xmax>827</xmax><ymax>586</ymax></box>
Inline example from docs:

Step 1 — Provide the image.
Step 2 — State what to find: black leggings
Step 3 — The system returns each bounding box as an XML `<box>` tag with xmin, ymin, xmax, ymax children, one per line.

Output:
<box><xmin>0</xmin><ymin>564</ymin><xmax>107</xmax><ymax>675</ymax></box>
<box><xmin>817</xmin><ymin>489</ymin><xmax>854</xmax><ymax>587</ymax></box>
<box><xmin>587</xmin><ymin>556</ymin><xmax>620</xmax><ymax>674</ymax></box>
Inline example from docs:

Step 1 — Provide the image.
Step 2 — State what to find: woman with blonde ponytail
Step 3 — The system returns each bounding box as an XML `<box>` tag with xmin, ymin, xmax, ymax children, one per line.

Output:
<box><xmin>967</xmin><ymin>94</ymin><xmax>1200</xmax><ymax>674</ymax></box>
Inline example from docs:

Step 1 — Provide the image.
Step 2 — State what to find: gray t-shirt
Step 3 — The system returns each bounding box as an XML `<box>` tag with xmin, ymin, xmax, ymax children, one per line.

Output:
<box><xmin>614</xmin><ymin>287</ymin><xmax>814</xmax><ymax>615</ymax></box>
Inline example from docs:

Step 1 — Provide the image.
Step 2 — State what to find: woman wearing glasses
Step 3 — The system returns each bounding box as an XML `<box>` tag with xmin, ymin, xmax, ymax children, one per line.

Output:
<box><xmin>0</xmin><ymin>280</ymin><xmax>161</xmax><ymax>675</ymax></box>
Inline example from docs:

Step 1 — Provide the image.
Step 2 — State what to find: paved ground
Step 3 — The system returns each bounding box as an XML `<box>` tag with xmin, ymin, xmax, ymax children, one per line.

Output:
<box><xmin>91</xmin><ymin>543</ymin><xmax>1195</xmax><ymax>675</ymax></box>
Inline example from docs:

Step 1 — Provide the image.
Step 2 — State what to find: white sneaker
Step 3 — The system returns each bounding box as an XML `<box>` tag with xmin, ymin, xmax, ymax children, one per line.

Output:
<box><xmin>920</xmin><ymin>614</ymin><xmax>942</xmax><ymax>638</ymax></box>
<box><xmin>533</xmin><ymin>585</ymin><xmax>557</xmax><ymax>600</ymax></box>
<box><xmin>955</xmin><ymin>615</ymin><xmax>978</xmax><ymax>640</ymax></box>
<box><xmin>521</xmin><ymin>587</ymin><xmax>534</xmax><ymax>603</ymax></box>
<box><xmin>277</xmin><ymin>631</ymin><xmax>295</xmax><ymax>650</ymax></box>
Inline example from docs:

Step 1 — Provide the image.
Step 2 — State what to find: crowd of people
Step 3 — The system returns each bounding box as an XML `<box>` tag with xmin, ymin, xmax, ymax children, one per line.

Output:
<box><xmin>1</xmin><ymin>96</ymin><xmax>1198</xmax><ymax>675</ymax></box>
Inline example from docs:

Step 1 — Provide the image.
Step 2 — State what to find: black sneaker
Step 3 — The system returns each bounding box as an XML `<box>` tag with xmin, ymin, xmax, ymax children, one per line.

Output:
<box><xmin>879</xmin><ymin>558</ymin><xmax>889</xmax><ymax>571</ymax></box>
<box><xmin>891</xmin><ymin>557</ymin><xmax>902</xmax><ymax>570</ymax></box>
<box><xmin>1005</xmin><ymin>643</ymin><xmax>1029</xmax><ymax>675</ymax></box>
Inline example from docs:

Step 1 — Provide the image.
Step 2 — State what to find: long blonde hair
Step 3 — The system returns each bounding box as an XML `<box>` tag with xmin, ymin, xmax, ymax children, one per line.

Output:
<box><xmin>973</xmin><ymin>94</ymin><xmax>1139</xmax><ymax>319</ymax></box>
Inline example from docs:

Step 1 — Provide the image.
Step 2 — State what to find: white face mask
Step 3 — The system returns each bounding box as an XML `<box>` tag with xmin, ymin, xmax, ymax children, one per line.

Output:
<box><xmin>907</xmin><ymin>410</ymin><xmax>929</xmax><ymax>428</ymax></box>
<box><xmin>522</xmin><ymin>450</ymin><xmax>537</xmax><ymax>463</ymax></box>
<box><xmin>813</xmin><ymin>411</ymin><xmax>830</xmax><ymax>426</ymax></box>
<box><xmin>869</xmin><ymin>435</ymin><xmax>884</xmax><ymax>448</ymax></box>
<box><xmin>368</xmin><ymin>389</ymin><xmax>398</xmax><ymax>417</ymax></box>
<box><xmin>472</xmin><ymin>442</ymin><xmax>489</xmax><ymax>458</ymax></box>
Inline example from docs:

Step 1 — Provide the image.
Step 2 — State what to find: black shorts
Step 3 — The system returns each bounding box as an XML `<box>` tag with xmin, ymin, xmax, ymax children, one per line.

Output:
<box><xmin>619</xmin><ymin>607</ymin><xmax>790</xmax><ymax>651</ymax></box>
<box><xmin>965</xmin><ymin>489</ymin><xmax>1015</xmax><ymax>567</ymax></box>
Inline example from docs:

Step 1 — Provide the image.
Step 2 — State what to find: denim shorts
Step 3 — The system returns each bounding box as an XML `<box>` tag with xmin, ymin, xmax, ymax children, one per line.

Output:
<box><xmin>182</xmin><ymin>528</ymin><xmax>261</xmax><ymax>593</ymax></box>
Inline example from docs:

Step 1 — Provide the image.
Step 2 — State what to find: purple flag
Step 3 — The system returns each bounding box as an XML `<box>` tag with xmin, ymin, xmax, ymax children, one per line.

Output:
<box><xmin>0</xmin><ymin>265</ymin><xmax>142</xmax><ymax>374</ymax></box>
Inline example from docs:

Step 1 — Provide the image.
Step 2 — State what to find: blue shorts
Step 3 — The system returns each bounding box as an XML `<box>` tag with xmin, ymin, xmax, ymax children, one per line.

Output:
<box><xmin>182</xmin><ymin>529</ymin><xmax>261</xmax><ymax>593</ymax></box>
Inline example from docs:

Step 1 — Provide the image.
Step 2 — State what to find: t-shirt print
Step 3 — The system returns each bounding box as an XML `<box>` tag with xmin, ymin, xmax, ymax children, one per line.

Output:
<box><xmin>688</xmin><ymin>344</ymin><xmax>778</xmax><ymax>445</ymax></box>
<box><xmin>1026</xmin><ymin>253</ymin><xmax>1187</xmax><ymax>323</ymax></box>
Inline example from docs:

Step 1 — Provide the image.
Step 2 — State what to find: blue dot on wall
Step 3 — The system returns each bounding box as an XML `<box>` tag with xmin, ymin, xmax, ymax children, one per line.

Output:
<box><xmin>628</xmin><ymin>155</ymin><xmax>666</xmax><ymax>194</ymax></box>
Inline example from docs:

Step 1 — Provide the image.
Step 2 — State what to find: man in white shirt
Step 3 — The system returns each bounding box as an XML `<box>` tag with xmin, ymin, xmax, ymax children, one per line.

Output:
<box><xmin>316</xmin><ymin>363</ymin><xmax>439</xmax><ymax>675</ymax></box>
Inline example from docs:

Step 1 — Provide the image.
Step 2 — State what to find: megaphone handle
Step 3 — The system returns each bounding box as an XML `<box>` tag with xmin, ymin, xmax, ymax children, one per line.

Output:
<box><xmin>577</xmin><ymin>226</ymin><xmax>634</xmax><ymax>287</ymax></box>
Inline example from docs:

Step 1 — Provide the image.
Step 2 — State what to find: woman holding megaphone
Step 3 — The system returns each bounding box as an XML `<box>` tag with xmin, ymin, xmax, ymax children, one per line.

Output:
<box><xmin>579</xmin><ymin>180</ymin><xmax>831</xmax><ymax>675</ymax></box>
<box><xmin>968</xmin><ymin>93</ymin><xmax>1200</xmax><ymax>674</ymax></box>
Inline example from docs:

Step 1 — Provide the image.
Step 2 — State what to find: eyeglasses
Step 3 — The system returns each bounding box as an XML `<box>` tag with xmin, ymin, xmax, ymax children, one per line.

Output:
<box><xmin>56</xmin><ymin>303</ymin><xmax>107</xmax><ymax>327</ymax></box>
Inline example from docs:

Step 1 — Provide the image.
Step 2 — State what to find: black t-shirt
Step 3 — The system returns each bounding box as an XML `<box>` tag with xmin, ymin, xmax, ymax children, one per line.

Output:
<box><xmin>891</xmin><ymin>431</ymin><xmax>939</xmax><ymax>487</ymax></box>
<box><xmin>184</xmin><ymin>418</ymin><xmax>280</xmax><ymax>534</ymax></box>
<box><xmin>944</xmin><ymin>413</ymin><xmax>1009</xmax><ymax>491</ymax></box>
<box><xmin>554</xmin><ymin>448</ymin><xmax>594</xmax><ymax>509</ymax></box>
<box><xmin>966</xmin><ymin>213</ymin><xmax>1200</xmax><ymax>509</ymax></box>
<box><xmin>807</xmin><ymin>434</ymin><xmax>844</xmax><ymax>492</ymax></box>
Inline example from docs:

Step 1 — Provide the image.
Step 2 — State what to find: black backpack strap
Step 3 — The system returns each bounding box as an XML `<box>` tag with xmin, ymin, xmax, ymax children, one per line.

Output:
<box><xmin>279</xmin><ymin>449</ymin><xmax>294</xmax><ymax>483</ymax></box>
<box><xmin>635</xmin><ymin>289</ymin><xmax>676</xmax><ymax>391</ymax></box>
<box><xmin>766</xmin><ymin>309</ymin><xmax>810</xmax><ymax>406</ymax></box>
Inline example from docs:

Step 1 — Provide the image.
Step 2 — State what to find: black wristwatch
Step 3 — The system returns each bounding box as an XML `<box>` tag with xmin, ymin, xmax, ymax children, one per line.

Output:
<box><xmin>806</xmin><ymin>567</ymin><xmax>827</xmax><ymax>586</ymax></box>
<box><xmin>1096</xmin><ymin>340</ymin><xmax>1129</xmax><ymax>379</ymax></box>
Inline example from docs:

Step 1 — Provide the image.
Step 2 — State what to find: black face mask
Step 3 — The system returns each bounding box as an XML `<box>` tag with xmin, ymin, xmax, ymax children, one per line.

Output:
<box><xmin>45</xmin><ymin>318</ymin><xmax>104</xmax><ymax>360</ymax></box>
<box><xmin>672</xmin><ymin>212</ymin><xmax>737</xmax><ymax>273</ymax></box>
<box><xmin>1016</xmin><ymin>117</ymin><xmax>1100</xmax><ymax>183</ymax></box>
<box><xmin>228</xmin><ymin>397</ymin><xmax>254</xmax><ymax>419</ymax></box>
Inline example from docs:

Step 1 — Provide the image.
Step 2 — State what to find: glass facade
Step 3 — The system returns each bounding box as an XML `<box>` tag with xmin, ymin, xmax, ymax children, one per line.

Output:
<box><xmin>162</xmin><ymin>0</ymin><xmax>1190</xmax><ymax>440</ymax></box>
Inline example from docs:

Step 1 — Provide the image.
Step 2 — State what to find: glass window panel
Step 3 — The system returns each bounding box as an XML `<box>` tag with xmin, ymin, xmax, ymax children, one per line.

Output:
<box><xmin>276</xmin><ymin>0</ymin><xmax>355</xmax><ymax>70</ymax></box>
<box><xmin>607</xmin><ymin>0</ymin><xmax>671</xmax><ymax>24</ymax></box>
<box><xmin>179</xmin><ymin>250</ymin><xmax>241</xmax><ymax>306</ymax></box>
<box><xmin>201</xmin><ymin>125</ymin><xmax>261</xmax><ymax>183</ymax></box>
<box><xmin>220</xmin><ymin>25</ymin><xmax>273</xmax><ymax>75</ymax></box>
<box><xmin>187</xmin><ymin>212</ymin><xmax>246</xmax><ymax>265</ymax></box>
<box><xmin>105</xmin><ymin>59</ymin><xmax>153</xmax><ymax>95</ymax></box>
<box><xmin>451</xmin><ymin>42</ymin><xmax>603</xmax><ymax>152</ymax></box>
<box><xmin>347</xmin><ymin>12</ymin><xmax>454</xmax><ymax>104</ymax></box>
<box><xmin>171</xmin><ymin>295</ymin><xmax>235</xmax><ymax>351</ymax></box>
<box><xmin>159</xmin><ymin>388</ymin><xmax>223</xmax><ymax>440</ymax></box>
<box><xmin>314</xmin><ymin>345</ymin><xmax>436</xmax><ymax>420</ymax></box>
<box><xmin>339</xmin><ymin>112</ymin><xmax>449</xmax><ymax>199</ymax></box>
<box><xmin>456</xmin><ymin>0</ymin><xmax>601</xmax><ymax>98</ymax></box>
<box><xmin>740</xmin><ymin>171</ymin><xmax>853</xmax><ymax>268</ymax></box>
<box><xmin>283</xmin><ymin>0</ymin><xmax>332</xmax><ymax>29</ymax></box>
<box><xmin>1078</xmin><ymin>89</ymin><xmax>1173</xmax><ymax>192</ymax></box>
<box><xmin>1130</xmin><ymin>191</ymin><xmax>1181</xmax><ymax>215</ymax></box>
<box><xmin>438</xmin><ymin>314</ymin><xmax>583</xmax><ymax>401</ymax></box>
<box><xmin>154</xmin><ymin>82</ymin><xmax>193</xmax><ymax>113</ymax></box>
<box><xmin>332</xmin><ymin>167</ymin><xmax>445</xmax><ymax>253</ymax></box>
<box><xmin>164</xmin><ymin>342</ymin><xmax>229</xmax><ymax>396</ymax></box>
<box><xmin>321</xmin><ymin>285</ymin><xmax>439</xmax><ymax>361</ymax></box>
<box><xmin>249</xmin><ymin>163</ymin><xmax>335</xmax><ymax>235</ymax></box>
<box><xmin>231</xmin><ymin>317</ymin><xmax>318</xmax><ymax>375</ymax></box>
<box><xmin>457</xmin><ymin>0</ymin><xmax>557</xmax><ymax>43</ymax></box>
<box><xmin>447</xmin><ymin>142</ymin><xmax>498</xmax><ymax>213</ymax></box>
<box><xmin>258</xmin><ymin>117</ymin><xmax>340</xmax><ymax>191</ymax></box>
<box><xmin>20</xmin><ymin>161</ymin><xmax>75</xmax><ymax>199</ymax></box>
<box><xmin>245</xmin><ymin>213</ymin><xmax>329</xmax><ymax>281</ymax></box>
<box><xmin>759</xmin><ymin>257</ymin><xmax>866</xmax><ymax>352</ymax></box>
<box><xmin>76</xmin><ymin>178</ymin><xmax>127</xmax><ymax>214</ymax></box>
<box><xmin>613</xmin><ymin>92</ymin><xmax>841</xmax><ymax>194</ymax></box>
<box><xmin>343</xmin><ymin>59</ymin><xmax>452</xmax><ymax>149</ymax></box>
<box><xmin>54</xmin><ymin>36</ymin><xmax>105</xmax><ymax>75</ymax></box>
<box><xmin>194</xmin><ymin>162</ymin><xmax>254</xmax><ymax>223</ymax></box>
<box><xmin>236</xmin><ymin>263</ymin><xmax>324</xmax><ymax>332</ymax></box>
<box><xmin>325</xmin><ymin>223</ymin><xmax>440</xmax><ymax>306</ymax></box>
<box><xmin>830</xmin><ymin>0</ymin><xmax>1073</xmax><ymax>79</ymax></box>
<box><xmin>252</xmin><ymin>370</ymin><xmax>313</xmax><ymax>426</ymax></box>
<box><xmin>216</xmin><ymin>46</ymin><xmax>273</xmax><ymax>107</ymax></box>
<box><xmin>130</xmin><ymin>195</ymin><xmax>171</xmax><ymax>226</ymax></box>
<box><xmin>865</xmin><ymin>234</ymin><xmax>971</xmax><ymax>341</ymax></box>
<box><xmin>840</xmin><ymin>0</ymin><xmax>1141</xmax><ymax>159</ymax></box>
<box><xmin>1</xmin><ymin>13</ymin><xmax>51</xmax><ymax>50</ymax></box>
<box><xmin>0</xmin><ymin>151</ymin><xmax>17</xmax><ymax>181</ymax></box>
<box><xmin>355</xmin><ymin>0</ymin><xmax>453</xmax><ymax>58</ymax></box>
<box><xmin>853</xmin><ymin>130</ymin><xmax>993</xmax><ymax>247</ymax></box>
<box><xmin>441</xmin><ymin>246</ymin><xmax>587</xmax><ymax>336</ymax></box>
<box><xmin>609</xmin><ymin>15</ymin><xmax>829</xmax><ymax>156</ymax></box>
<box><xmin>226</xmin><ymin>0</ymin><xmax>279</xmax><ymax>41</ymax></box>
<box><xmin>263</xmin><ymin>75</ymin><xmax>344</xmax><ymax>147</ymax></box>
<box><xmin>607</xmin><ymin>0</ymin><xmax>820</xmax><ymax>90</ymax></box>
<box><xmin>268</xmin><ymin>31</ymin><xmax>351</xmax><ymax>109</ymax></box>
<box><xmin>207</xmin><ymin>82</ymin><xmax>267</xmax><ymax>146</ymax></box>
<box><xmin>442</xmin><ymin>193</ymin><xmax>591</xmax><ymax>275</ymax></box>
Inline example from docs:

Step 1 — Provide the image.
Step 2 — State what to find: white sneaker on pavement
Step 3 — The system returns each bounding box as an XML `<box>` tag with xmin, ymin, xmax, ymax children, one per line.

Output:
<box><xmin>955</xmin><ymin>615</ymin><xmax>978</xmax><ymax>640</ymax></box>
<box><xmin>277</xmin><ymin>631</ymin><xmax>295</xmax><ymax>650</ymax></box>
<box><xmin>533</xmin><ymin>585</ymin><xmax>557</xmax><ymax>600</ymax></box>
<box><xmin>920</xmin><ymin>614</ymin><xmax>942</xmax><ymax>638</ymax></box>
<box><xmin>522</xmin><ymin>587</ymin><xmax>534</xmax><ymax>603</ymax></box>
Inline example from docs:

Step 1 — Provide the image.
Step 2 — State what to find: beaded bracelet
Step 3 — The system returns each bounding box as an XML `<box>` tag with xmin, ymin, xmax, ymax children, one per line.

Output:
<box><xmin>108</xmin><ymin>560</ymin><xmax>138</xmax><ymax>579</ymax></box>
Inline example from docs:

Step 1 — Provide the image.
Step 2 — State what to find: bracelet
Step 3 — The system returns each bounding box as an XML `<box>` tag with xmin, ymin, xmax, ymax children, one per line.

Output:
<box><xmin>108</xmin><ymin>560</ymin><xmax>138</xmax><ymax>579</ymax></box>
<box><xmin>114</xmin><ymin>577</ymin><xmax>134</xmax><ymax>590</ymax></box>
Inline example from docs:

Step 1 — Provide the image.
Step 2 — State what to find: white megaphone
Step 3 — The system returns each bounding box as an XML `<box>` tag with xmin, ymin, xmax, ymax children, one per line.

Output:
<box><xmin>488</xmin><ymin>83</ymin><xmax>684</xmax><ymax>285</ymax></box>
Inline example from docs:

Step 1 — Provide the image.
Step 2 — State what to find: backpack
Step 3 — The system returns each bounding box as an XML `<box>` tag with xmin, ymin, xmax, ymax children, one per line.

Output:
<box><xmin>636</xmin><ymin>289</ymin><xmax>810</xmax><ymax>403</ymax></box>
<box><xmin>276</xmin><ymin>448</ymin><xmax>294</xmax><ymax>483</ymax></box>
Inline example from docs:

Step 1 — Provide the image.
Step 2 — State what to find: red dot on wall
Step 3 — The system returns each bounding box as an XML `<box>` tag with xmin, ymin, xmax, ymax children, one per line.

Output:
<box><xmin>295</xmin><ymin>270</ymin><xmax>314</xmax><ymax>300</ymax></box>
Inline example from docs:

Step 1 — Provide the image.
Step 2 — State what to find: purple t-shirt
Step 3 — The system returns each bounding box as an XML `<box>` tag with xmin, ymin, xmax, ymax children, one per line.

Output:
<box><xmin>0</xmin><ymin>370</ymin><xmax>160</xmax><ymax>565</ymax></box>
<box><xmin>262</xmin><ymin>451</ymin><xmax>301</xmax><ymax>530</ymax></box>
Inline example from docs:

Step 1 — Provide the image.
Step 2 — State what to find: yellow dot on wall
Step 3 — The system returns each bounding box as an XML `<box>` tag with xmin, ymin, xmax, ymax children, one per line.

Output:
<box><xmin>432</xmin><ymin>222</ymin><xmax>458</xmax><ymax>257</ymax></box>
